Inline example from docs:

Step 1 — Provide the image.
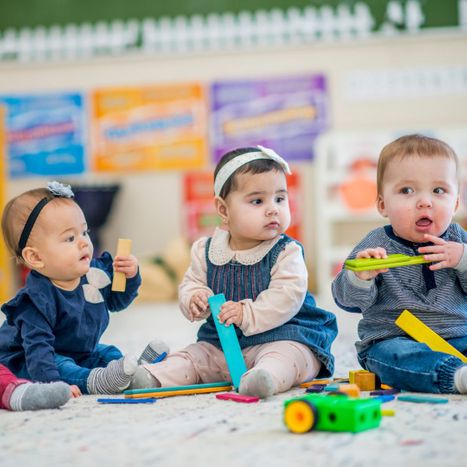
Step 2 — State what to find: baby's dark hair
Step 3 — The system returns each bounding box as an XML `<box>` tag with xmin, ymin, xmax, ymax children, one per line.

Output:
<box><xmin>1</xmin><ymin>188</ymin><xmax>74</xmax><ymax>262</ymax></box>
<box><xmin>214</xmin><ymin>147</ymin><xmax>286</xmax><ymax>199</ymax></box>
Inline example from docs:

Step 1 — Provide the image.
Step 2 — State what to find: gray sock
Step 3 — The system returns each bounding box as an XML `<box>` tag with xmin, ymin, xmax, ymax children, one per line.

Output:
<box><xmin>129</xmin><ymin>366</ymin><xmax>161</xmax><ymax>390</ymax></box>
<box><xmin>87</xmin><ymin>355</ymin><xmax>138</xmax><ymax>394</ymax></box>
<box><xmin>9</xmin><ymin>382</ymin><xmax>71</xmax><ymax>411</ymax></box>
<box><xmin>454</xmin><ymin>365</ymin><xmax>467</xmax><ymax>394</ymax></box>
<box><xmin>239</xmin><ymin>368</ymin><xmax>276</xmax><ymax>399</ymax></box>
<box><xmin>138</xmin><ymin>338</ymin><xmax>170</xmax><ymax>364</ymax></box>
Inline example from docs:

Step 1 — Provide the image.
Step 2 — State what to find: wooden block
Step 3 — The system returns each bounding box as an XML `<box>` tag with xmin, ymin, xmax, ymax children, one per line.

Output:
<box><xmin>349</xmin><ymin>369</ymin><xmax>368</xmax><ymax>384</ymax></box>
<box><xmin>112</xmin><ymin>238</ymin><xmax>132</xmax><ymax>292</ymax></box>
<box><xmin>354</xmin><ymin>371</ymin><xmax>376</xmax><ymax>391</ymax></box>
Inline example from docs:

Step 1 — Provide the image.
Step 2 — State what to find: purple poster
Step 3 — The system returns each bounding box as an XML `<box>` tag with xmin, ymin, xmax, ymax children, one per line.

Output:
<box><xmin>210</xmin><ymin>74</ymin><xmax>328</xmax><ymax>162</ymax></box>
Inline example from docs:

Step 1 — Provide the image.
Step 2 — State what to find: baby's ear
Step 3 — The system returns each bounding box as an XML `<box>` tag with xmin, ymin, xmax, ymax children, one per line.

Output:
<box><xmin>214</xmin><ymin>196</ymin><xmax>229</xmax><ymax>223</ymax></box>
<box><xmin>21</xmin><ymin>247</ymin><xmax>45</xmax><ymax>270</ymax></box>
<box><xmin>376</xmin><ymin>195</ymin><xmax>388</xmax><ymax>217</ymax></box>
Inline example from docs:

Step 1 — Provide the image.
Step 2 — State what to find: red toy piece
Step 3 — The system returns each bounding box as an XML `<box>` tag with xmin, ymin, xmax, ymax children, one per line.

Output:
<box><xmin>215</xmin><ymin>392</ymin><xmax>260</xmax><ymax>403</ymax></box>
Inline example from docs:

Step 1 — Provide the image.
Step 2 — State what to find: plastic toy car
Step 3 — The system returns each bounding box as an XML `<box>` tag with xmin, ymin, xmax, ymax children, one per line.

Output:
<box><xmin>284</xmin><ymin>393</ymin><xmax>382</xmax><ymax>434</ymax></box>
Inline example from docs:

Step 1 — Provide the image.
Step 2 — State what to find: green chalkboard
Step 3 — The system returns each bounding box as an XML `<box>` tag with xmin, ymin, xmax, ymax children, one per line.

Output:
<box><xmin>0</xmin><ymin>0</ymin><xmax>460</xmax><ymax>30</ymax></box>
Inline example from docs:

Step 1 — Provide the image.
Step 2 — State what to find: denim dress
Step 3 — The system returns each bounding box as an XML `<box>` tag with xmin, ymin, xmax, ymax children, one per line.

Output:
<box><xmin>197</xmin><ymin>235</ymin><xmax>337</xmax><ymax>377</ymax></box>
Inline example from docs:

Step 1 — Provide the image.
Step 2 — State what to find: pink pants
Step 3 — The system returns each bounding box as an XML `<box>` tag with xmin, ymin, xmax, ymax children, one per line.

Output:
<box><xmin>0</xmin><ymin>364</ymin><xmax>29</xmax><ymax>410</ymax></box>
<box><xmin>144</xmin><ymin>340</ymin><xmax>321</xmax><ymax>394</ymax></box>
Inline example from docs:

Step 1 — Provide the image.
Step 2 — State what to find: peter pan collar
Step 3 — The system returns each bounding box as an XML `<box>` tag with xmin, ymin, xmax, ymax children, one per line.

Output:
<box><xmin>208</xmin><ymin>227</ymin><xmax>282</xmax><ymax>266</ymax></box>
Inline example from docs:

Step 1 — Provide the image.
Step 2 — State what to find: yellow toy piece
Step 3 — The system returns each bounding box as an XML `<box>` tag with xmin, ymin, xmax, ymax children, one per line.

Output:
<box><xmin>355</xmin><ymin>372</ymin><xmax>376</xmax><ymax>391</ymax></box>
<box><xmin>283</xmin><ymin>399</ymin><xmax>318</xmax><ymax>434</ymax></box>
<box><xmin>349</xmin><ymin>369</ymin><xmax>368</xmax><ymax>384</ymax></box>
<box><xmin>112</xmin><ymin>238</ymin><xmax>132</xmax><ymax>292</ymax></box>
<box><xmin>338</xmin><ymin>383</ymin><xmax>361</xmax><ymax>398</ymax></box>
<box><xmin>395</xmin><ymin>310</ymin><xmax>467</xmax><ymax>363</ymax></box>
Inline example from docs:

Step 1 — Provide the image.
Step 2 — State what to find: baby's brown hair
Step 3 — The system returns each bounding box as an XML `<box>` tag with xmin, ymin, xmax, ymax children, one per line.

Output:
<box><xmin>377</xmin><ymin>134</ymin><xmax>460</xmax><ymax>196</ymax></box>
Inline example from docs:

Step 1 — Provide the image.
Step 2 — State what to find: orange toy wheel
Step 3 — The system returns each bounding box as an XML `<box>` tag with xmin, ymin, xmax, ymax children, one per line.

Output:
<box><xmin>284</xmin><ymin>400</ymin><xmax>319</xmax><ymax>434</ymax></box>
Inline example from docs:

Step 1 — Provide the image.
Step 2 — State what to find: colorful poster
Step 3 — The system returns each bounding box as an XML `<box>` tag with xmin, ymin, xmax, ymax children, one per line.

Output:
<box><xmin>0</xmin><ymin>92</ymin><xmax>86</xmax><ymax>178</ymax></box>
<box><xmin>211</xmin><ymin>74</ymin><xmax>328</xmax><ymax>163</ymax></box>
<box><xmin>183</xmin><ymin>170</ymin><xmax>302</xmax><ymax>243</ymax></box>
<box><xmin>0</xmin><ymin>106</ymin><xmax>11</xmax><ymax>302</ymax></box>
<box><xmin>92</xmin><ymin>83</ymin><xmax>207</xmax><ymax>171</ymax></box>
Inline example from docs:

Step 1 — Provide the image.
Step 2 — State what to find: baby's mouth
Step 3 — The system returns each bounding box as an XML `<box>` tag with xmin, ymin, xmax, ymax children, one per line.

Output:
<box><xmin>416</xmin><ymin>217</ymin><xmax>433</xmax><ymax>228</ymax></box>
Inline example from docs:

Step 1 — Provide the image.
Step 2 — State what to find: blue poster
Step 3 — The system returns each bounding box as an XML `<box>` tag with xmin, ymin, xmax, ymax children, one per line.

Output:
<box><xmin>0</xmin><ymin>92</ymin><xmax>86</xmax><ymax>177</ymax></box>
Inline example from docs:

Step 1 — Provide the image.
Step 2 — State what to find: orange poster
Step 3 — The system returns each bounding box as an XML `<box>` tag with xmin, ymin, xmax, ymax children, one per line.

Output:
<box><xmin>0</xmin><ymin>106</ymin><xmax>11</xmax><ymax>302</ymax></box>
<box><xmin>92</xmin><ymin>83</ymin><xmax>208</xmax><ymax>171</ymax></box>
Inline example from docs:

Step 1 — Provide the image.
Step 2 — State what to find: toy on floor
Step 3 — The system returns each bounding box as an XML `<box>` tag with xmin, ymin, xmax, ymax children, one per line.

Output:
<box><xmin>284</xmin><ymin>393</ymin><xmax>382</xmax><ymax>434</ymax></box>
<box><xmin>124</xmin><ymin>381</ymin><xmax>232</xmax><ymax>399</ymax></box>
<box><xmin>344</xmin><ymin>253</ymin><xmax>432</xmax><ymax>272</ymax></box>
<box><xmin>397</xmin><ymin>395</ymin><xmax>448</xmax><ymax>404</ymax></box>
<box><xmin>215</xmin><ymin>393</ymin><xmax>259</xmax><ymax>403</ymax></box>
<box><xmin>208</xmin><ymin>293</ymin><xmax>247</xmax><ymax>389</ymax></box>
<box><xmin>97</xmin><ymin>398</ymin><xmax>157</xmax><ymax>404</ymax></box>
<box><xmin>112</xmin><ymin>238</ymin><xmax>132</xmax><ymax>292</ymax></box>
<box><xmin>395</xmin><ymin>309</ymin><xmax>467</xmax><ymax>363</ymax></box>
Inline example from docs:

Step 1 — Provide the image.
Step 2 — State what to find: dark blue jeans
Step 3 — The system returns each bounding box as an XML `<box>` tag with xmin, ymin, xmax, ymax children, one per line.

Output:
<box><xmin>358</xmin><ymin>336</ymin><xmax>467</xmax><ymax>393</ymax></box>
<box><xmin>54</xmin><ymin>344</ymin><xmax>123</xmax><ymax>394</ymax></box>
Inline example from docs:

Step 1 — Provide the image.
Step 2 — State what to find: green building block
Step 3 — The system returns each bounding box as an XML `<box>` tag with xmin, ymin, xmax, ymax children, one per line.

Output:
<box><xmin>284</xmin><ymin>394</ymin><xmax>382</xmax><ymax>434</ymax></box>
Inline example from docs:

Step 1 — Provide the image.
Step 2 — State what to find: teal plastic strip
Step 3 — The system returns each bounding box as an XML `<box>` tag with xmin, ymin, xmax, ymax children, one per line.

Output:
<box><xmin>397</xmin><ymin>395</ymin><xmax>448</xmax><ymax>404</ymax></box>
<box><xmin>345</xmin><ymin>254</ymin><xmax>432</xmax><ymax>272</ymax></box>
<box><xmin>208</xmin><ymin>293</ymin><xmax>247</xmax><ymax>389</ymax></box>
<box><xmin>123</xmin><ymin>381</ymin><xmax>231</xmax><ymax>395</ymax></box>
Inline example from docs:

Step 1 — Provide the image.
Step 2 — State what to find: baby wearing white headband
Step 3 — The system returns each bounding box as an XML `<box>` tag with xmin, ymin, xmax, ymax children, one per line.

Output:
<box><xmin>133</xmin><ymin>145</ymin><xmax>337</xmax><ymax>399</ymax></box>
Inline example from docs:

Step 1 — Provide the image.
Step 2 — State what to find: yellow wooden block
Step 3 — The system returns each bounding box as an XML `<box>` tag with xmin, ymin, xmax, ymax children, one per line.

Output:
<box><xmin>112</xmin><ymin>238</ymin><xmax>132</xmax><ymax>292</ymax></box>
<box><xmin>381</xmin><ymin>409</ymin><xmax>395</xmax><ymax>417</ymax></box>
<box><xmin>349</xmin><ymin>369</ymin><xmax>368</xmax><ymax>384</ymax></box>
<box><xmin>395</xmin><ymin>310</ymin><xmax>467</xmax><ymax>363</ymax></box>
<box><xmin>354</xmin><ymin>372</ymin><xmax>376</xmax><ymax>391</ymax></box>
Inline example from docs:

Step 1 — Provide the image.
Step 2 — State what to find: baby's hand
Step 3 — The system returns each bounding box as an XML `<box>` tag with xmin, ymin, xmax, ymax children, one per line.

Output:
<box><xmin>418</xmin><ymin>234</ymin><xmax>464</xmax><ymax>270</ymax></box>
<box><xmin>70</xmin><ymin>385</ymin><xmax>82</xmax><ymax>398</ymax></box>
<box><xmin>189</xmin><ymin>291</ymin><xmax>211</xmax><ymax>321</ymax></box>
<box><xmin>218</xmin><ymin>301</ymin><xmax>243</xmax><ymax>327</ymax></box>
<box><xmin>113</xmin><ymin>254</ymin><xmax>138</xmax><ymax>279</ymax></box>
<box><xmin>354</xmin><ymin>248</ymin><xmax>389</xmax><ymax>281</ymax></box>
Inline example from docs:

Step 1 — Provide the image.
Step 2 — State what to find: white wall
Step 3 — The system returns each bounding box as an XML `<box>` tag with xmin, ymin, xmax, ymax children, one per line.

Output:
<box><xmin>1</xmin><ymin>31</ymin><xmax>467</xmax><ymax>289</ymax></box>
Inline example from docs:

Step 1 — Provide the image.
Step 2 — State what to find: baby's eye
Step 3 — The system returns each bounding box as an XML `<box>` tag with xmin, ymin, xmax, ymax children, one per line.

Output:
<box><xmin>276</xmin><ymin>196</ymin><xmax>286</xmax><ymax>203</ymax></box>
<box><xmin>66</xmin><ymin>235</ymin><xmax>75</xmax><ymax>242</ymax></box>
<box><xmin>250</xmin><ymin>199</ymin><xmax>262</xmax><ymax>205</ymax></box>
<box><xmin>433</xmin><ymin>187</ymin><xmax>446</xmax><ymax>194</ymax></box>
<box><xmin>83</xmin><ymin>229</ymin><xmax>91</xmax><ymax>237</ymax></box>
<box><xmin>400</xmin><ymin>187</ymin><xmax>414</xmax><ymax>194</ymax></box>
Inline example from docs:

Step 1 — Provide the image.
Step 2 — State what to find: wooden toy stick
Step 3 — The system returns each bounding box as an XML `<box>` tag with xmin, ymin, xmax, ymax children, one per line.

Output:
<box><xmin>112</xmin><ymin>238</ymin><xmax>132</xmax><ymax>292</ymax></box>
<box><xmin>395</xmin><ymin>309</ymin><xmax>467</xmax><ymax>363</ymax></box>
<box><xmin>124</xmin><ymin>382</ymin><xmax>232</xmax><ymax>399</ymax></box>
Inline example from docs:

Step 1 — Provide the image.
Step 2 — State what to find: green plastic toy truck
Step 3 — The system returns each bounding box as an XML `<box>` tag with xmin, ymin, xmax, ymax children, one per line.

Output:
<box><xmin>284</xmin><ymin>393</ymin><xmax>382</xmax><ymax>434</ymax></box>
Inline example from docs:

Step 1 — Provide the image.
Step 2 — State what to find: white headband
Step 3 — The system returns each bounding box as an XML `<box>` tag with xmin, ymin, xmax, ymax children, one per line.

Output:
<box><xmin>214</xmin><ymin>145</ymin><xmax>291</xmax><ymax>197</ymax></box>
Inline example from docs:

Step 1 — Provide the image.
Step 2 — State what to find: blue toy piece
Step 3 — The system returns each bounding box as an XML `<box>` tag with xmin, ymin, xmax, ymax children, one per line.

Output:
<box><xmin>97</xmin><ymin>398</ymin><xmax>157</xmax><ymax>404</ymax></box>
<box><xmin>208</xmin><ymin>293</ymin><xmax>248</xmax><ymax>389</ymax></box>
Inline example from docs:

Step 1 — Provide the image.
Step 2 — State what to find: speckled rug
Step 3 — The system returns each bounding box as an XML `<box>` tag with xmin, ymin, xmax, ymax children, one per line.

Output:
<box><xmin>1</xmin><ymin>303</ymin><xmax>466</xmax><ymax>467</ymax></box>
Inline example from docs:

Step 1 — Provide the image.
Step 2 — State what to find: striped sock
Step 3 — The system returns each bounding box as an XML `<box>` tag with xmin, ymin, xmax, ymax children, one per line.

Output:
<box><xmin>86</xmin><ymin>355</ymin><xmax>138</xmax><ymax>394</ymax></box>
<box><xmin>138</xmin><ymin>338</ymin><xmax>170</xmax><ymax>364</ymax></box>
<box><xmin>9</xmin><ymin>382</ymin><xmax>71</xmax><ymax>411</ymax></box>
